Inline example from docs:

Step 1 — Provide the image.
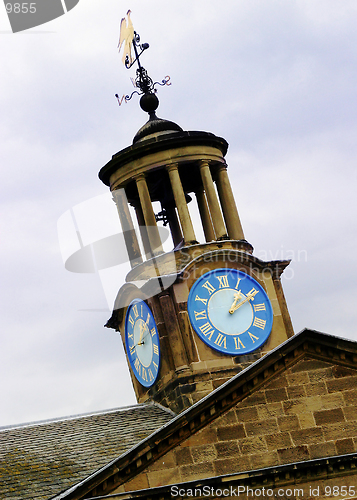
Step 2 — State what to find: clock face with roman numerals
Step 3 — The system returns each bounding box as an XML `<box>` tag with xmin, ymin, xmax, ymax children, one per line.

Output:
<box><xmin>125</xmin><ymin>299</ymin><xmax>160</xmax><ymax>387</ymax></box>
<box><xmin>187</xmin><ymin>268</ymin><xmax>273</xmax><ymax>355</ymax></box>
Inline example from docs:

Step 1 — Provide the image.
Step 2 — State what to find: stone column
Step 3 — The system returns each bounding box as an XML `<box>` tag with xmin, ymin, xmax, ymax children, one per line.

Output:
<box><xmin>215</xmin><ymin>165</ymin><xmax>245</xmax><ymax>240</ymax></box>
<box><xmin>112</xmin><ymin>188</ymin><xmax>143</xmax><ymax>268</ymax></box>
<box><xmin>133</xmin><ymin>202</ymin><xmax>152</xmax><ymax>259</ymax></box>
<box><xmin>199</xmin><ymin>160</ymin><xmax>227</xmax><ymax>240</ymax></box>
<box><xmin>195</xmin><ymin>187</ymin><xmax>215</xmax><ymax>242</ymax></box>
<box><xmin>167</xmin><ymin>164</ymin><xmax>197</xmax><ymax>245</ymax></box>
<box><xmin>163</xmin><ymin>205</ymin><xmax>183</xmax><ymax>248</ymax></box>
<box><xmin>135</xmin><ymin>174</ymin><xmax>163</xmax><ymax>256</ymax></box>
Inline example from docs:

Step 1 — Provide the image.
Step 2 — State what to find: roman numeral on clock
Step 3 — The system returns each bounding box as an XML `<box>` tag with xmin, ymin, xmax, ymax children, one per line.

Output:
<box><xmin>199</xmin><ymin>322</ymin><xmax>215</xmax><ymax>340</ymax></box>
<box><xmin>216</xmin><ymin>274</ymin><xmax>229</xmax><ymax>288</ymax></box>
<box><xmin>194</xmin><ymin>310</ymin><xmax>207</xmax><ymax>320</ymax></box>
<box><xmin>202</xmin><ymin>280</ymin><xmax>216</xmax><ymax>295</ymax></box>
<box><xmin>253</xmin><ymin>317</ymin><xmax>266</xmax><ymax>329</ymax></box>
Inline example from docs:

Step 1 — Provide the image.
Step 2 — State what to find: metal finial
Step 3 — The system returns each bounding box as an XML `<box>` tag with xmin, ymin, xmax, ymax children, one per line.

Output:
<box><xmin>117</xmin><ymin>11</ymin><xmax>170</xmax><ymax>110</ymax></box>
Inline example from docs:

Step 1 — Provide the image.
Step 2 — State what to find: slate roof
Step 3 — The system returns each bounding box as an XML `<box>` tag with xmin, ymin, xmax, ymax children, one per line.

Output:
<box><xmin>0</xmin><ymin>403</ymin><xmax>175</xmax><ymax>500</ymax></box>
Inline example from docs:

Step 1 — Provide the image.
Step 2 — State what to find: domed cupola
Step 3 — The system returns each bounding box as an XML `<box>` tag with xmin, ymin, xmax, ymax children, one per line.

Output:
<box><xmin>133</xmin><ymin>92</ymin><xmax>183</xmax><ymax>144</ymax></box>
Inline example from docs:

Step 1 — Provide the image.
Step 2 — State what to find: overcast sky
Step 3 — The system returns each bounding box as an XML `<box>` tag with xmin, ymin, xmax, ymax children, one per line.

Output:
<box><xmin>1</xmin><ymin>0</ymin><xmax>357</xmax><ymax>427</ymax></box>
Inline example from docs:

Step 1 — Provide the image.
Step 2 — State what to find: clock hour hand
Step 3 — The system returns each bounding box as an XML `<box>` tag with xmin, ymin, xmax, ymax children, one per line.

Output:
<box><xmin>229</xmin><ymin>289</ymin><xmax>259</xmax><ymax>314</ymax></box>
<box><xmin>229</xmin><ymin>291</ymin><xmax>243</xmax><ymax>314</ymax></box>
<box><xmin>131</xmin><ymin>317</ymin><xmax>150</xmax><ymax>353</ymax></box>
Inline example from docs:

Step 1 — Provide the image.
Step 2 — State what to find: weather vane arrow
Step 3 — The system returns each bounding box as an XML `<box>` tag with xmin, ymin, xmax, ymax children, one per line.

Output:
<box><xmin>115</xmin><ymin>10</ymin><xmax>171</xmax><ymax>108</ymax></box>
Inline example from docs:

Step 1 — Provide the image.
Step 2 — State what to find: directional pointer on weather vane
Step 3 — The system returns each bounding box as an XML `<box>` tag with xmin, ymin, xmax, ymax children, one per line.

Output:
<box><xmin>115</xmin><ymin>10</ymin><xmax>171</xmax><ymax>108</ymax></box>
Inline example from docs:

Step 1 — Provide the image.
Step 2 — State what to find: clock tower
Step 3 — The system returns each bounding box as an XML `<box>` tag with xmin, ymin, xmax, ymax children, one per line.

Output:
<box><xmin>99</xmin><ymin>20</ymin><xmax>293</xmax><ymax>413</ymax></box>
<box><xmin>99</xmin><ymin>90</ymin><xmax>294</xmax><ymax>414</ymax></box>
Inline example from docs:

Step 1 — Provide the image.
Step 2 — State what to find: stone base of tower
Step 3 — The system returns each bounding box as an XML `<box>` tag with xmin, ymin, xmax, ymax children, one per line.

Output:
<box><xmin>137</xmin><ymin>352</ymin><xmax>264</xmax><ymax>413</ymax></box>
<box><xmin>107</xmin><ymin>243</ymin><xmax>294</xmax><ymax>414</ymax></box>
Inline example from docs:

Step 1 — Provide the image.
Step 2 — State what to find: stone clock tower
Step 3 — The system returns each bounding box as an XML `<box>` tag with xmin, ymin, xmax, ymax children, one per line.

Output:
<box><xmin>99</xmin><ymin>89</ymin><xmax>294</xmax><ymax>414</ymax></box>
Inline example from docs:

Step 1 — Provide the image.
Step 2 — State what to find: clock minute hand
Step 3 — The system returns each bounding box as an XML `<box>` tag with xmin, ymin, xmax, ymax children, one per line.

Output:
<box><xmin>230</xmin><ymin>289</ymin><xmax>259</xmax><ymax>314</ymax></box>
<box><xmin>138</xmin><ymin>316</ymin><xmax>150</xmax><ymax>346</ymax></box>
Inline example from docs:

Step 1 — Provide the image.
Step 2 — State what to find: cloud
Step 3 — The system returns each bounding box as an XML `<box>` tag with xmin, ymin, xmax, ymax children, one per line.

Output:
<box><xmin>1</xmin><ymin>0</ymin><xmax>356</xmax><ymax>426</ymax></box>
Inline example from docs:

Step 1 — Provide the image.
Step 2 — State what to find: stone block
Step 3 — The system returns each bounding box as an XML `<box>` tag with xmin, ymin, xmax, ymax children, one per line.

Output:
<box><xmin>287</xmin><ymin>372</ymin><xmax>309</xmax><ymax>385</ymax></box>
<box><xmin>326</xmin><ymin>376</ymin><xmax>357</xmax><ymax>393</ymax></box>
<box><xmin>240</xmin><ymin>436</ymin><xmax>267</xmax><ymax>454</ymax></box>
<box><xmin>287</xmin><ymin>385</ymin><xmax>306</xmax><ymax>399</ymax></box>
<box><xmin>249</xmin><ymin>451</ymin><xmax>279</xmax><ymax>469</ymax></box>
<box><xmin>191</xmin><ymin>444</ymin><xmax>217</xmax><ymax>464</ymax></box>
<box><xmin>298</xmin><ymin>412</ymin><xmax>316</xmax><ymax>429</ymax></box>
<box><xmin>309</xmin><ymin>441</ymin><xmax>336</xmax><ymax>459</ymax></box>
<box><xmin>283</xmin><ymin>396</ymin><xmax>322</xmax><ymax>415</ymax></box>
<box><xmin>147</xmin><ymin>467</ymin><xmax>181</xmax><ymax>488</ymax></box>
<box><xmin>183</xmin><ymin>427</ymin><xmax>217</xmax><ymax>447</ymax></box>
<box><xmin>217</xmin><ymin>424</ymin><xmax>246</xmax><ymax>441</ymax></box>
<box><xmin>343</xmin><ymin>406</ymin><xmax>357</xmax><ymax>421</ymax></box>
<box><xmin>213</xmin><ymin>457</ymin><xmax>249</xmax><ymax>476</ymax></box>
<box><xmin>265</xmin><ymin>374</ymin><xmax>288</xmax><ymax>388</ymax></box>
<box><xmin>236</xmin><ymin>406</ymin><xmax>259</xmax><ymax>422</ymax></box>
<box><xmin>305</xmin><ymin>382</ymin><xmax>327</xmax><ymax>397</ymax></box>
<box><xmin>257</xmin><ymin>402</ymin><xmax>284</xmax><ymax>419</ymax></box>
<box><xmin>238</xmin><ymin>391</ymin><xmax>266</xmax><ymax>407</ymax></box>
<box><xmin>308</xmin><ymin>367</ymin><xmax>334</xmax><ymax>384</ymax></box>
<box><xmin>332</xmin><ymin>366</ymin><xmax>357</xmax><ymax>378</ymax></box>
<box><xmin>175</xmin><ymin>447</ymin><xmax>193</xmax><ymax>466</ymax></box>
<box><xmin>195</xmin><ymin>381</ymin><xmax>214</xmax><ymax>392</ymax></box>
<box><xmin>265</xmin><ymin>388</ymin><xmax>288</xmax><ymax>403</ymax></box>
<box><xmin>290</xmin><ymin>427</ymin><xmax>323</xmax><ymax>445</ymax></box>
<box><xmin>343</xmin><ymin>390</ymin><xmax>357</xmax><ymax>406</ymax></box>
<box><xmin>278</xmin><ymin>415</ymin><xmax>300</xmax><ymax>432</ymax></box>
<box><xmin>314</xmin><ymin>408</ymin><xmax>345</xmax><ymax>426</ymax></box>
<box><xmin>265</xmin><ymin>432</ymin><xmax>293</xmax><ymax>450</ymax></box>
<box><xmin>245</xmin><ymin>418</ymin><xmax>279</xmax><ymax>437</ymax></box>
<box><xmin>124</xmin><ymin>473</ymin><xmax>149</xmax><ymax>492</ymax></box>
<box><xmin>321</xmin><ymin>392</ymin><xmax>344</xmax><ymax>409</ymax></box>
<box><xmin>215</xmin><ymin>408</ymin><xmax>237</xmax><ymax>426</ymax></box>
<box><xmin>322</xmin><ymin>421</ymin><xmax>357</xmax><ymax>441</ymax></box>
<box><xmin>277</xmin><ymin>445</ymin><xmax>310</xmax><ymax>464</ymax></box>
<box><xmin>335</xmin><ymin>438</ymin><xmax>355</xmax><ymax>454</ymax></box>
<box><xmin>215</xmin><ymin>440</ymin><xmax>241</xmax><ymax>458</ymax></box>
<box><xmin>290</xmin><ymin>359</ymin><xmax>333</xmax><ymax>372</ymax></box>
<box><xmin>180</xmin><ymin>462</ymin><xmax>214</xmax><ymax>482</ymax></box>
<box><xmin>148</xmin><ymin>451</ymin><xmax>176</xmax><ymax>471</ymax></box>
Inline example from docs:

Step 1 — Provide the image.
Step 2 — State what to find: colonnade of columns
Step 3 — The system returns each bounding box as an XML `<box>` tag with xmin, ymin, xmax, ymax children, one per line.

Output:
<box><xmin>113</xmin><ymin>161</ymin><xmax>245</xmax><ymax>268</ymax></box>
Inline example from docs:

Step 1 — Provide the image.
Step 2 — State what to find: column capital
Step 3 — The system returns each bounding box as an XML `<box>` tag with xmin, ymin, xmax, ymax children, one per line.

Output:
<box><xmin>198</xmin><ymin>159</ymin><xmax>211</xmax><ymax>169</ymax></box>
<box><xmin>134</xmin><ymin>172</ymin><xmax>146</xmax><ymax>182</ymax></box>
<box><xmin>216</xmin><ymin>163</ymin><xmax>228</xmax><ymax>173</ymax></box>
<box><xmin>166</xmin><ymin>162</ymin><xmax>179</xmax><ymax>173</ymax></box>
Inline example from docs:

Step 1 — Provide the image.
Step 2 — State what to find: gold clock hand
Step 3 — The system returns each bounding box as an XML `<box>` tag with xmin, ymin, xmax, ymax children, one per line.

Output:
<box><xmin>230</xmin><ymin>289</ymin><xmax>259</xmax><ymax>313</ymax></box>
<box><xmin>229</xmin><ymin>291</ymin><xmax>243</xmax><ymax>314</ymax></box>
<box><xmin>136</xmin><ymin>316</ymin><xmax>150</xmax><ymax>347</ymax></box>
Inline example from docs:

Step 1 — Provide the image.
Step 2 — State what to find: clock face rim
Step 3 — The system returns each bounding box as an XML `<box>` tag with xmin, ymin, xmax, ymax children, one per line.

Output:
<box><xmin>124</xmin><ymin>299</ymin><xmax>160</xmax><ymax>388</ymax></box>
<box><xmin>187</xmin><ymin>268</ymin><xmax>273</xmax><ymax>355</ymax></box>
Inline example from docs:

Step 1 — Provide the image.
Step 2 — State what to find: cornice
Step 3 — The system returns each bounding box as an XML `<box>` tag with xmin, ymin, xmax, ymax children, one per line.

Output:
<box><xmin>98</xmin><ymin>131</ymin><xmax>228</xmax><ymax>187</ymax></box>
<box><xmin>85</xmin><ymin>453</ymin><xmax>357</xmax><ymax>500</ymax></box>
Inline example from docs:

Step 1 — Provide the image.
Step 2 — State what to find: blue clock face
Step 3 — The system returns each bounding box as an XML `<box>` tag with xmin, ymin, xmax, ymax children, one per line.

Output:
<box><xmin>125</xmin><ymin>299</ymin><xmax>160</xmax><ymax>387</ymax></box>
<box><xmin>187</xmin><ymin>268</ymin><xmax>273</xmax><ymax>355</ymax></box>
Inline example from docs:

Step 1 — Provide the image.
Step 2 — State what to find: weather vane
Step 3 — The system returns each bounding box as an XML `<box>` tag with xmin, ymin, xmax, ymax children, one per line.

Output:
<box><xmin>115</xmin><ymin>10</ymin><xmax>171</xmax><ymax>107</ymax></box>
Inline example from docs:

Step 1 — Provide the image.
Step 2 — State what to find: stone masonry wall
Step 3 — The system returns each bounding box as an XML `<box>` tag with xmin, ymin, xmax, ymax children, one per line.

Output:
<box><xmin>113</xmin><ymin>357</ymin><xmax>357</xmax><ymax>493</ymax></box>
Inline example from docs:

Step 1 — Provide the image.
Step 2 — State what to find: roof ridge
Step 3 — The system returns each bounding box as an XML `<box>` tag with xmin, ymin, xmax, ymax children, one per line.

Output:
<box><xmin>0</xmin><ymin>402</ymin><xmax>172</xmax><ymax>432</ymax></box>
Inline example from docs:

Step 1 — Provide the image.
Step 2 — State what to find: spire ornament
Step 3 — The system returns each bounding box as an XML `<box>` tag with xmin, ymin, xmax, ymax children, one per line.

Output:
<box><xmin>116</xmin><ymin>11</ymin><xmax>171</xmax><ymax>111</ymax></box>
